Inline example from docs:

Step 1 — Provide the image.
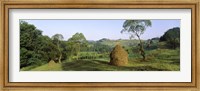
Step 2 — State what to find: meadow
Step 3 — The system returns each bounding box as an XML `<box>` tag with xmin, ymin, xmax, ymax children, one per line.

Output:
<box><xmin>21</xmin><ymin>40</ymin><xmax>180</xmax><ymax>71</ymax></box>
<box><xmin>20</xmin><ymin>20</ymin><xmax>180</xmax><ymax>71</ymax></box>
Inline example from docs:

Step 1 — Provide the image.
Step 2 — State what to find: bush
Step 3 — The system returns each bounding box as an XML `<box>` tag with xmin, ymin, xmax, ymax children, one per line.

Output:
<box><xmin>159</xmin><ymin>27</ymin><xmax>180</xmax><ymax>49</ymax></box>
<box><xmin>20</xmin><ymin>21</ymin><xmax>60</xmax><ymax>68</ymax></box>
<box><xmin>78</xmin><ymin>52</ymin><xmax>98</xmax><ymax>59</ymax></box>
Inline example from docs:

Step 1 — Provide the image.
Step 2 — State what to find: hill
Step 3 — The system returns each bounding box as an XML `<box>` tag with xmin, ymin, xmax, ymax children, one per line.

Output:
<box><xmin>89</xmin><ymin>38</ymin><xmax>144</xmax><ymax>48</ymax></box>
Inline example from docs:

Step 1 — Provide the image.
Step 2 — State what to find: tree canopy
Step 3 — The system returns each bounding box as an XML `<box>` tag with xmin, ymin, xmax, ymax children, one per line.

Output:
<box><xmin>159</xmin><ymin>27</ymin><xmax>180</xmax><ymax>49</ymax></box>
<box><xmin>66</xmin><ymin>33</ymin><xmax>88</xmax><ymax>59</ymax></box>
<box><xmin>121</xmin><ymin>20</ymin><xmax>152</xmax><ymax>61</ymax></box>
<box><xmin>52</xmin><ymin>34</ymin><xmax>64</xmax><ymax>63</ymax></box>
<box><xmin>20</xmin><ymin>21</ymin><xmax>59</xmax><ymax>68</ymax></box>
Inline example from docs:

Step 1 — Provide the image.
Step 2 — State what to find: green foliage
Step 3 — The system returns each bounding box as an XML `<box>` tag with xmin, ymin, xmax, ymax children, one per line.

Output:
<box><xmin>20</xmin><ymin>21</ymin><xmax>59</xmax><ymax>68</ymax></box>
<box><xmin>78</xmin><ymin>52</ymin><xmax>98</xmax><ymax>59</ymax></box>
<box><xmin>20</xmin><ymin>20</ymin><xmax>180</xmax><ymax>71</ymax></box>
<box><xmin>52</xmin><ymin>34</ymin><xmax>64</xmax><ymax>41</ymax></box>
<box><xmin>121</xmin><ymin>20</ymin><xmax>152</xmax><ymax>39</ymax></box>
<box><xmin>88</xmin><ymin>42</ymin><xmax>112</xmax><ymax>53</ymax></box>
<box><xmin>160</xmin><ymin>27</ymin><xmax>180</xmax><ymax>49</ymax></box>
<box><xmin>121</xmin><ymin>20</ymin><xmax>152</xmax><ymax>61</ymax></box>
<box><xmin>51</xmin><ymin>34</ymin><xmax>64</xmax><ymax>63</ymax></box>
<box><xmin>97</xmin><ymin>39</ymin><xmax>140</xmax><ymax>47</ymax></box>
<box><xmin>68</xmin><ymin>33</ymin><xmax>86</xmax><ymax>41</ymax></box>
<box><xmin>20</xmin><ymin>21</ymin><xmax>43</xmax><ymax>68</ymax></box>
<box><xmin>65</xmin><ymin>33</ymin><xmax>88</xmax><ymax>59</ymax></box>
<box><xmin>60</xmin><ymin>47</ymin><xmax>180</xmax><ymax>71</ymax></box>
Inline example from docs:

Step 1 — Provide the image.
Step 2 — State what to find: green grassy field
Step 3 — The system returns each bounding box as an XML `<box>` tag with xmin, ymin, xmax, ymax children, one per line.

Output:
<box><xmin>20</xmin><ymin>20</ymin><xmax>180</xmax><ymax>71</ymax></box>
<box><xmin>99</xmin><ymin>39</ymin><xmax>140</xmax><ymax>47</ymax></box>
<box><xmin>21</xmin><ymin>48</ymin><xmax>180</xmax><ymax>71</ymax></box>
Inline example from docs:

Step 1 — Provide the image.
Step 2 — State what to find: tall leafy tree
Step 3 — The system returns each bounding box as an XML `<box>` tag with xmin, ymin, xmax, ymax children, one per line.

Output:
<box><xmin>52</xmin><ymin>34</ymin><xmax>64</xmax><ymax>63</ymax></box>
<box><xmin>160</xmin><ymin>27</ymin><xmax>180</xmax><ymax>49</ymax></box>
<box><xmin>67</xmin><ymin>33</ymin><xmax>88</xmax><ymax>59</ymax></box>
<box><xmin>20</xmin><ymin>21</ymin><xmax>46</xmax><ymax>67</ymax></box>
<box><xmin>39</xmin><ymin>35</ymin><xmax>60</xmax><ymax>62</ymax></box>
<box><xmin>121</xmin><ymin>20</ymin><xmax>152</xmax><ymax>61</ymax></box>
<box><xmin>20</xmin><ymin>21</ymin><xmax>66</xmax><ymax>69</ymax></box>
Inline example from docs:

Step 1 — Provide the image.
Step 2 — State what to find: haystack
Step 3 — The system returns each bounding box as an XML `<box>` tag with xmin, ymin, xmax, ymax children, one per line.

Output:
<box><xmin>48</xmin><ymin>60</ymin><xmax>57</xmax><ymax>67</ymax></box>
<box><xmin>110</xmin><ymin>44</ymin><xmax>128</xmax><ymax>66</ymax></box>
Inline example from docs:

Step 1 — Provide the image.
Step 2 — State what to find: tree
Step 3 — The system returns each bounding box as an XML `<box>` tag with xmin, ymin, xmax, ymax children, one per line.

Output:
<box><xmin>92</xmin><ymin>42</ymin><xmax>112</xmax><ymax>53</ymax></box>
<box><xmin>159</xmin><ymin>27</ymin><xmax>180</xmax><ymax>49</ymax></box>
<box><xmin>121</xmin><ymin>20</ymin><xmax>152</xmax><ymax>61</ymax></box>
<box><xmin>52</xmin><ymin>34</ymin><xmax>64</xmax><ymax>63</ymax></box>
<box><xmin>39</xmin><ymin>35</ymin><xmax>60</xmax><ymax>62</ymax></box>
<box><xmin>20</xmin><ymin>21</ymin><xmax>65</xmax><ymax>69</ymax></box>
<box><xmin>20</xmin><ymin>21</ymin><xmax>53</xmax><ymax>68</ymax></box>
<box><xmin>20</xmin><ymin>21</ymin><xmax>43</xmax><ymax>67</ymax></box>
<box><xmin>67</xmin><ymin>33</ymin><xmax>88</xmax><ymax>60</ymax></box>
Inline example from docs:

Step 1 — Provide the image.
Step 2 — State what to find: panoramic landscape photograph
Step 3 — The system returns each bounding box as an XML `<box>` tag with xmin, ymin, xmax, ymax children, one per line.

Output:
<box><xmin>20</xmin><ymin>19</ymin><xmax>180</xmax><ymax>71</ymax></box>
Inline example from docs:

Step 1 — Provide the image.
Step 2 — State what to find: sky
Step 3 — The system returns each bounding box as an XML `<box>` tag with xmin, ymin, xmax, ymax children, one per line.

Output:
<box><xmin>22</xmin><ymin>19</ymin><xmax>180</xmax><ymax>41</ymax></box>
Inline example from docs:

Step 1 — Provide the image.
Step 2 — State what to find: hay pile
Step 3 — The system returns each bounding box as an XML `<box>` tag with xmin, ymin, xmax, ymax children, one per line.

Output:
<box><xmin>109</xmin><ymin>44</ymin><xmax>128</xmax><ymax>66</ymax></box>
<box><xmin>48</xmin><ymin>60</ymin><xmax>57</xmax><ymax>67</ymax></box>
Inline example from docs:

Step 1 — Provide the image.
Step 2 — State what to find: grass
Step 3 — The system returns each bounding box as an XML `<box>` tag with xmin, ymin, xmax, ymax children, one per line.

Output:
<box><xmin>21</xmin><ymin>60</ymin><xmax>62</xmax><ymax>71</ymax></box>
<box><xmin>61</xmin><ymin>59</ymin><xmax>172</xmax><ymax>71</ymax></box>
<box><xmin>100</xmin><ymin>39</ymin><xmax>140</xmax><ymax>47</ymax></box>
<box><xmin>20</xmin><ymin>65</ymin><xmax>38</xmax><ymax>71</ymax></box>
<box><xmin>22</xmin><ymin>48</ymin><xmax>180</xmax><ymax>71</ymax></box>
<box><xmin>30</xmin><ymin>63</ymin><xmax>62</xmax><ymax>71</ymax></box>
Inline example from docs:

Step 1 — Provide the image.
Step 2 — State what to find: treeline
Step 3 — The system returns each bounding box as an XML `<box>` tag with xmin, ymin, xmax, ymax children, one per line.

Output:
<box><xmin>159</xmin><ymin>27</ymin><xmax>180</xmax><ymax>49</ymax></box>
<box><xmin>141</xmin><ymin>27</ymin><xmax>180</xmax><ymax>50</ymax></box>
<box><xmin>20</xmin><ymin>21</ymin><xmax>87</xmax><ymax>68</ymax></box>
<box><xmin>20</xmin><ymin>21</ymin><xmax>53</xmax><ymax>68</ymax></box>
<box><xmin>121</xmin><ymin>27</ymin><xmax>180</xmax><ymax>57</ymax></box>
<box><xmin>20</xmin><ymin>21</ymin><xmax>112</xmax><ymax>68</ymax></box>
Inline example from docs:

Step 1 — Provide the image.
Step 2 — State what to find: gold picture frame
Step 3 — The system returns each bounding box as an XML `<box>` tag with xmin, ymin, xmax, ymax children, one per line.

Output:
<box><xmin>0</xmin><ymin>0</ymin><xmax>199</xmax><ymax>91</ymax></box>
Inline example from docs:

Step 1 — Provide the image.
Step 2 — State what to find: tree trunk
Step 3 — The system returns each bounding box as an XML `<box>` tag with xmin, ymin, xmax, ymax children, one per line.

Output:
<box><xmin>58</xmin><ymin>54</ymin><xmax>62</xmax><ymax>63</ymax></box>
<box><xmin>57</xmin><ymin>42</ymin><xmax>62</xmax><ymax>63</ymax></box>
<box><xmin>137</xmin><ymin>35</ymin><xmax>146</xmax><ymax>61</ymax></box>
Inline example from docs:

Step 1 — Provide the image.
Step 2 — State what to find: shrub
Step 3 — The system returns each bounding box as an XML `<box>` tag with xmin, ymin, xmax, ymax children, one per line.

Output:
<box><xmin>159</xmin><ymin>27</ymin><xmax>180</xmax><ymax>49</ymax></box>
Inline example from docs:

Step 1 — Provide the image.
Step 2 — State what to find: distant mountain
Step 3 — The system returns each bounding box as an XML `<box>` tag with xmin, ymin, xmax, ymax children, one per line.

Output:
<box><xmin>87</xmin><ymin>40</ymin><xmax>96</xmax><ymax>42</ymax></box>
<box><xmin>88</xmin><ymin>38</ymin><xmax>144</xmax><ymax>47</ymax></box>
<box><xmin>98</xmin><ymin>38</ymin><xmax>110</xmax><ymax>42</ymax></box>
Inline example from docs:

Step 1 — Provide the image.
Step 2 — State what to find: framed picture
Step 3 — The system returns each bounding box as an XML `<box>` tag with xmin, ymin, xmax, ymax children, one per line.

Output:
<box><xmin>1</xmin><ymin>0</ymin><xmax>199</xmax><ymax>91</ymax></box>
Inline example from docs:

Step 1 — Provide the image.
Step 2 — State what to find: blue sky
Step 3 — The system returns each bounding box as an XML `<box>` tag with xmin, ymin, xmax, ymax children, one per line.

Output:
<box><xmin>22</xmin><ymin>19</ymin><xmax>180</xmax><ymax>41</ymax></box>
